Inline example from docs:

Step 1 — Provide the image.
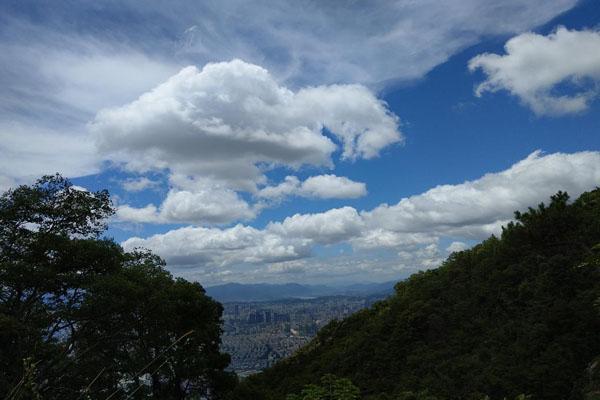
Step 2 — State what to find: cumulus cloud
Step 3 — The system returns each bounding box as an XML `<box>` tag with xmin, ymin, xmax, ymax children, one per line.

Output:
<box><xmin>91</xmin><ymin>60</ymin><xmax>402</xmax><ymax>191</ymax></box>
<box><xmin>123</xmin><ymin>224</ymin><xmax>310</xmax><ymax>267</ymax></box>
<box><xmin>116</xmin><ymin>185</ymin><xmax>255</xmax><ymax>225</ymax></box>
<box><xmin>469</xmin><ymin>27</ymin><xmax>600</xmax><ymax>115</ymax></box>
<box><xmin>116</xmin><ymin>204</ymin><xmax>161</xmax><ymax>224</ymax></box>
<box><xmin>262</xmin><ymin>255</ymin><xmax>418</xmax><ymax>286</ymax></box>
<box><xmin>106</xmin><ymin>60</ymin><xmax>390</xmax><ymax>226</ymax></box>
<box><xmin>161</xmin><ymin>189</ymin><xmax>254</xmax><ymax>224</ymax></box>
<box><xmin>255</xmin><ymin>176</ymin><xmax>300</xmax><ymax>200</ymax></box>
<box><xmin>351</xmin><ymin>230</ymin><xmax>437</xmax><ymax>250</ymax></box>
<box><xmin>258</xmin><ymin>174</ymin><xmax>367</xmax><ymax>200</ymax></box>
<box><xmin>116</xmin><ymin>173</ymin><xmax>366</xmax><ymax>225</ymax></box>
<box><xmin>397</xmin><ymin>243</ymin><xmax>445</xmax><ymax>270</ymax></box>
<box><xmin>268</xmin><ymin>207</ymin><xmax>364</xmax><ymax>245</ymax></box>
<box><xmin>121</xmin><ymin>207</ymin><xmax>366</xmax><ymax>268</ymax></box>
<box><xmin>301</xmin><ymin>175</ymin><xmax>367</xmax><ymax>199</ymax></box>
<box><xmin>363</xmin><ymin>151</ymin><xmax>600</xmax><ymax>238</ymax></box>
<box><xmin>446</xmin><ymin>241</ymin><xmax>469</xmax><ymax>253</ymax></box>
<box><xmin>124</xmin><ymin>151</ymin><xmax>600</xmax><ymax>271</ymax></box>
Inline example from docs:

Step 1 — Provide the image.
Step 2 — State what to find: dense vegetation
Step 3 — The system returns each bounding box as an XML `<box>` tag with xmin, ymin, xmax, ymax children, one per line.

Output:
<box><xmin>240</xmin><ymin>190</ymin><xmax>600</xmax><ymax>400</ymax></box>
<box><xmin>285</xmin><ymin>374</ymin><xmax>360</xmax><ymax>400</ymax></box>
<box><xmin>0</xmin><ymin>175</ymin><xmax>234</xmax><ymax>399</ymax></box>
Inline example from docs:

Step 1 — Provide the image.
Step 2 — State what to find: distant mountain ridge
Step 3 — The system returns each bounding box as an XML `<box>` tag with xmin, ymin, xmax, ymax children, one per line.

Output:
<box><xmin>205</xmin><ymin>281</ymin><xmax>396</xmax><ymax>303</ymax></box>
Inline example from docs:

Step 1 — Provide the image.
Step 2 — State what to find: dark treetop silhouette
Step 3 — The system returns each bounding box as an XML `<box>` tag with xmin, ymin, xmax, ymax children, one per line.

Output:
<box><xmin>0</xmin><ymin>175</ymin><xmax>234</xmax><ymax>400</ymax></box>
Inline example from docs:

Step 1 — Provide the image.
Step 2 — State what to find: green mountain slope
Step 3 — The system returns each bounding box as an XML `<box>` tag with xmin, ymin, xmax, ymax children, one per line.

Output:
<box><xmin>238</xmin><ymin>190</ymin><xmax>600</xmax><ymax>400</ymax></box>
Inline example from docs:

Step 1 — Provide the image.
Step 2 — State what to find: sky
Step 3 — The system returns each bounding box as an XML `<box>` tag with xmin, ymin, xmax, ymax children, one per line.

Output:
<box><xmin>1</xmin><ymin>0</ymin><xmax>600</xmax><ymax>286</ymax></box>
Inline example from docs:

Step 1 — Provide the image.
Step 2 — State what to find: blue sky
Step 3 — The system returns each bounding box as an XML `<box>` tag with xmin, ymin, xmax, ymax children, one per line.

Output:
<box><xmin>1</xmin><ymin>0</ymin><xmax>599</xmax><ymax>285</ymax></box>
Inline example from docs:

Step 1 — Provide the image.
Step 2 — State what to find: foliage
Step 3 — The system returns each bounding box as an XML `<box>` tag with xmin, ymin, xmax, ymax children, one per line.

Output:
<box><xmin>391</xmin><ymin>390</ymin><xmax>441</xmax><ymax>400</ymax></box>
<box><xmin>285</xmin><ymin>374</ymin><xmax>360</xmax><ymax>400</ymax></box>
<box><xmin>0</xmin><ymin>175</ymin><xmax>233</xmax><ymax>399</ymax></box>
<box><xmin>240</xmin><ymin>190</ymin><xmax>600</xmax><ymax>400</ymax></box>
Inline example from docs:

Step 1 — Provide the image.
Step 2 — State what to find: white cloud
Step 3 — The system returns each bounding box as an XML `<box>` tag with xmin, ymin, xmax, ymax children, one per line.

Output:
<box><xmin>256</xmin><ymin>176</ymin><xmax>301</xmax><ymax>200</ymax></box>
<box><xmin>122</xmin><ymin>224</ymin><xmax>309</xmax><ymax>267</ymax></box>
<box><xmin>0</xmin><ymin>122</ymin><xmax>100</xmax><ymax>189</ymax></box>
<box><xmin>38</xmin><ymin>50</ymin><xmax>179</xmax><ymax>116</ymax></box>
<box><xmin>124</xmin><ymin>151</ymin><xmax>600</xmax><ymax>273</ymax></box>
<box><xmin>0</xmin><ymin>20</ymin><xmax>179</xmax><ymax>121</ymax></box>
<box><xmin>469</xmin><ymin>27</ymin><xmax>600</xmax><ymax>115</ymax></box>
<box><xmin>116</xmin><ymin>185</ymin><xmax>255</xmax><ymax>225</ymax></box>
<box><xmin>362</xmin><ymin>151</ymin><xmax>600</xmax><ymax>239</ymax></box>
<box><xmin>268</xmin><ymin>207</ymin><xmax>364</xmax><ymax>245</ymax></box>
<box><xmin>117</xmin><ymin>172</ymin><xmax>361</xmax><ymax>226</ymax></box>
<box><xmin>0</xmin><ymin>175</ymin><xmax>17</xmax><ymax>194</ymax></box>
<box><xmin>397</xmin><ymin>243</ymin><xmax>445</xmax><ymax>270</ymax></box>
<box><xmin>351</xmin><ymin>230</ymin><xmax>437</xmax><ymax>250</ymax></box>
<box><xmin>0</xmin><ymin>18</ymin><xmax>178</xmax><ymax>188</ymax></box>
<box><xmin>91</xmin><ymin>60</ymin><xmax>402</xmax><ymax>191</ymax></box>
<box><xmin>122</xmin><ymin>207</ymin><xmax>367</xmax><ymax>268</ymax></box>
<box><xmin>167</xmin><ymin>0</ymin><xmax>576</xmax><ymax>84</ymax></box>
<box><xmin>300</xmin><ymin>175</ymin><xmax>367</xmax><ymax>199</ymax></box>
<box><xmin>160</xmin><ymin>188</ymin><xmax>255</xmax><ymax>224</ymax></box>
<box><xmin>116</xmin><ymin>204</ymin><xmax>160</xmax><ymax>224</ymax></box>
<box><xmin>98</xmin><ymin>60</ymin><xmax>388</xmax><ymax>226</ymax></box>
<box><xmin>258</xmin><ymin>174</ymin><xmax>367</xmax><ymax>200</ymax></box>
<box><xmin>446</xmin><ymin>241</ymin><xmax>469</xmax><ymax>253</ymax></box>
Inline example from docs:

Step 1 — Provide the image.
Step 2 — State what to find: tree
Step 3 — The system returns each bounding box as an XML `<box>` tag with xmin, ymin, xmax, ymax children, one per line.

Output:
<box><xmin>74</xmin><ymin>251</ymin><xmax>234</xmax><ymax>399</ymax></box>
<box><xmin>0</xmin><ymin>174</ymin><xmax>119</xmax><ymax>396</ymax></box>
<box><xmin>286</xmin><ymin>375</ymin><xmax>360</xmax><ymax>400</ymax></box>
<box><xmin>0</xmin><ymin>175</ymin><xmax>233</xmax><ymax>399</ymax></box>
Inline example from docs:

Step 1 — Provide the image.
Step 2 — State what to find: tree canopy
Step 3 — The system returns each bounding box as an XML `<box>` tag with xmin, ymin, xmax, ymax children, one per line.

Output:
<box><xmin>285</xmin><ymin>374</ymin><xmax>360</xmax><ymax>400</ymax></box>
<box><xmin>0</xmin><ymin>175</ymin><xmax>234</xmax><ymax>399</ymax></box>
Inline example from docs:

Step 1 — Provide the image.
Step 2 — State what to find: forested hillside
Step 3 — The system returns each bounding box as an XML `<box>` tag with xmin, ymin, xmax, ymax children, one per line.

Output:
<box><xmin>239</xmin><ymin>190</ymin><xmax>600</xmax><ymax>400</ymax></box>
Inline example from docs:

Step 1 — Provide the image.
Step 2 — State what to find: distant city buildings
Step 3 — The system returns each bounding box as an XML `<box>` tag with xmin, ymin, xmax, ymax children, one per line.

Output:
<box><xmin>246</xmin><ymin>309</ymin><xmax>291</xmax><ymax>324</ymax></box>
<box><xmin>220</xmin><ymin>295</ymin><xmax>385</xmax><ymax>375</ymax></box>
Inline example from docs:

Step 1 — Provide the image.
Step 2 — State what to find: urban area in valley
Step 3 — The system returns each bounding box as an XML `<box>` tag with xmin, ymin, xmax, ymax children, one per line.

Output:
<box><xmin>220</xmin><ymin>295</ymin><xmax>387</xmax><ymax>375</ymax></box>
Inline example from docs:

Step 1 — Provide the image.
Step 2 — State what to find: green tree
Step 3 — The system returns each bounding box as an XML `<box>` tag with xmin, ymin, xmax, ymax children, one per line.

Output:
<box><xmin>393</xmin><ymin>390</ymin><xmax>440</xmax><ymax>400</ymax></box>
<box><xmin>0</xmin><ymin>174</ymin><xmax>118</xmax><ymax>396</ymax></box>
<box><xmin>286</xmin><ymin>374</ymin><xmax>360</xmax><ymax>400</ymax></box>
<box><xmin>74</xmin><ymin>250</ymin><xmax>233</xmax><ymax>399</ymax></box>
<box><xmin>0</xmin><ymin>175</ymin><xmax>233</xmax><ymax>399</ymax></box>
